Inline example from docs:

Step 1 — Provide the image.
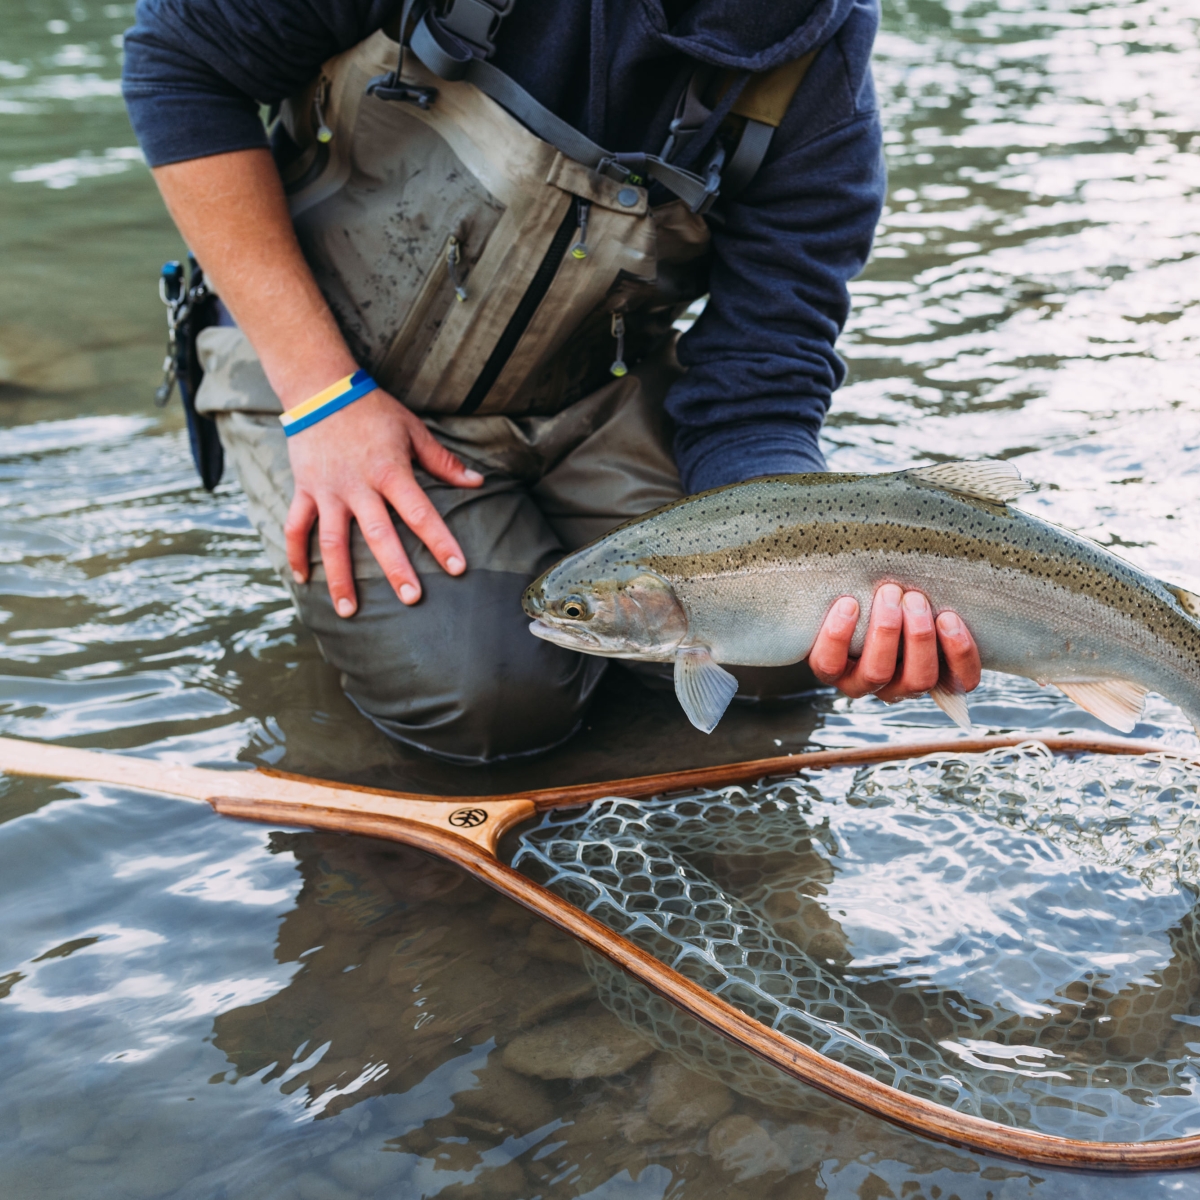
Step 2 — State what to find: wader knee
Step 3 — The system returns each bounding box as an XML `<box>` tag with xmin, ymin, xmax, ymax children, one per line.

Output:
<box><xmin>293</xmin><ymin>571</ymin><xmax>607</xmax><ymax>765</ymax></box>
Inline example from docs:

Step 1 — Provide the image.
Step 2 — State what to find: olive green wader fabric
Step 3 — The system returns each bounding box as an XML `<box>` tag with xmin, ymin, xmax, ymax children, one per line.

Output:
<box><xmin>196</xmin><ymin>326</ymin><xmax>816</xmax><ymax>763</ymax></box>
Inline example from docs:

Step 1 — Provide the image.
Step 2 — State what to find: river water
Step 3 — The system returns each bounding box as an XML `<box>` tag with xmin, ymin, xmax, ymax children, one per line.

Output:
<box><xmin>1</xmin><ymin>0</ymin><xmax>1198</xmax><ymax>1196</ymax></box>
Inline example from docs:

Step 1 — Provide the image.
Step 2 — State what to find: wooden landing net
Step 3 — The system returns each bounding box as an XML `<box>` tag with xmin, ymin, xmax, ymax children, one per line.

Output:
<box><xmin>1</xmin><ymin>731</ymin><xmax>1197</xmax><ymax>1172</ymax></box>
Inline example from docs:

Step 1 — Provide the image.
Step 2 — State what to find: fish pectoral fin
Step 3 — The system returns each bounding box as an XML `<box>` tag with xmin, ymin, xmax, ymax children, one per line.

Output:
<box><xmin>903</xmin><ymin>459</ymin><xmax>1031</xmax><ymax>504</ymax></box>
<box><xmin>929</xmin><ymin>681</ymin><xmax>972</xmax><ymax>731</ymax></box>
<box><xmin>674</xmin><ymin>647</ymin><xmax>739</xmax><ymax>734</ymax></box>
<box><xmin>1052</xmin><ymin>679</ymin><xmax>1148</xmax><ymax>733</ymax></box>
<box><xmin>1163</xmin><ymin>583</ymin><xmax>1200</xmax><ymax>620</ymax></box>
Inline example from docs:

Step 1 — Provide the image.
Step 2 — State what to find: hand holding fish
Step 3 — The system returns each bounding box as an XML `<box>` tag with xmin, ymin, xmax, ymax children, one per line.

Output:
<box><xmin>807</xmin><ymin>585</ymin><xmax>981</xmax><ymax>704</ymax></box>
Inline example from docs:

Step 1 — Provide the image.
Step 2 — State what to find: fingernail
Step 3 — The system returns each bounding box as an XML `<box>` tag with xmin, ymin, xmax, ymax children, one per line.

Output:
<box><xmin>880</xmin><ymin>584</ymin><xmax>902</xmax><ymax>608</ymax></box>
<box><xmin>400</xmin><ymin>584</ymin><xmax>419</xmax><ymax>605</ymax></box>
<box><xmin>463</xmin><ymin>469</ymin><xmax>484</xmax><ymax>484</ymax></box>
<box><xmin>292</xmin><ymin>570</ymin><xmax>305</xmax><ymax>584</ymax></box>
<box><xmin>903</xmin><ymin>592</ymin><xmax>929</xmax><ymax>615</ymax></box>
<box><xmin>335</xmin><ymin>598</ymin><xmax>355</xmax><ymax>617</ymax></box>
<box><xmin>836</xmin><ymin>597</ymin><xmax>858</xmax><ymax>618</ymax></box>
<box><xmin>939</xmin><ymin>611</ymin><xmax>962</xmax><ymax>636</ymax></box>
<box><xmin>446</xmin><ymin>555</ymin><xmax>465</xmax><ymax>575</ymax></box>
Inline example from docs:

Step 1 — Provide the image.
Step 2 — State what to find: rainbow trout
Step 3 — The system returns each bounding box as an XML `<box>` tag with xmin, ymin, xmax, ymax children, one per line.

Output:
<box><xmin>522</xmin><ymin>460</ymin><xmax>1200</xmax><ymax>734</ymax></box>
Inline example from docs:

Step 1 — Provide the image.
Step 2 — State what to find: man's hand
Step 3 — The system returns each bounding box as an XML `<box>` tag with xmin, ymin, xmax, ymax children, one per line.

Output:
<box><xmin>285</xmin><ymin>388</ymin><xmax>482</xmax><ymax>616</ymax></box>
<box><xmin>807</xmin><ymin>584</ymin><xmax>981</xmax><ymax>702</ymax></box>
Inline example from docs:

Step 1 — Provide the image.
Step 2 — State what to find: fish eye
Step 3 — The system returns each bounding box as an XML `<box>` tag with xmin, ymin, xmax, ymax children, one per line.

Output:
<box><xmin>559</xmin><ymin>595</ymin><xmax>589</xmax><ymax>620</ymax></box>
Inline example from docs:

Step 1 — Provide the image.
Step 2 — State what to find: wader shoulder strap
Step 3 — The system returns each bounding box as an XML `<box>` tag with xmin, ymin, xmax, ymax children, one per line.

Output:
<box><xmin>377</xmin><ymin>0</ymin><xmax>723</xmax><ymax>213</ymax></box>
<box><xmin>720</xmin><ymin>50</ymin><xmax>817</xmax><ymax>200</ymax></box>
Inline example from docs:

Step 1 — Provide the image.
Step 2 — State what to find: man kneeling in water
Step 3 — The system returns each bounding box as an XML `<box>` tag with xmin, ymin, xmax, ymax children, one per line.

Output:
<box><xmin>123</xmin><ymin>0</ymin><xmax>979</xmax><ymax>763</ymax></box>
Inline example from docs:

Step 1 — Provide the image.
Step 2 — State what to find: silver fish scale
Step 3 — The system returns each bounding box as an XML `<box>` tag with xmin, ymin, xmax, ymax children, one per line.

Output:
<box><xmin>511</xmin><ymin>745</ymin><xmax>1200</xmax><ymax>1140</ymax></box>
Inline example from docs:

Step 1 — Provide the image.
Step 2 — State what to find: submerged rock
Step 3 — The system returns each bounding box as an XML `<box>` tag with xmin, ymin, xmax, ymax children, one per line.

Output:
<box><xmin>514</xmin><ymin>962</ymin><xmax>596</xmax><ymax>1028</ymax></box>
<box><xmin>645</xmin><ymin>1057</ymin><xmax>734</xmax><ymax>1131</ymax></box>
<box><xmin>502</xmin><ymin>1012</ymin><xmax>655</xmax><ymax>1079</ymax></box>
<box><xmin>453</xmin><ymin>1061</ymin><xmax>556</xmax><ymax>1131</ymax></box>
<box><xmin>706</xmin><ymin>1114</ymin><xmax>787</xmax><ymax>1181</ymax></box>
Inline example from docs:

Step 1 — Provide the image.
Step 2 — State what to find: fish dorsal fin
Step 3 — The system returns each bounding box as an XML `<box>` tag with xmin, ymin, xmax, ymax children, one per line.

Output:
<box><xmin>1051</xmin><ymin>680</ymin><xmax>1147</xmax><ymax>733</ymax></box>
<box><xmin>674</xmin><ymin>647</ymin><xmax>739</xmax><ymax>734</ymax></box>
<box><xmin>904</xmin><ymin>459</ymin><xmax>1031</xmax><ymax>504</ymax></box>
<box><xmin>929</xmin><ymin>681</ymin><xmax>973</xmax><ymax>731</ymax></box>
<box><xmin>1164</xmin><ymin>583</ymin><xmax>1200</xmax><ymax>619</ymax></box>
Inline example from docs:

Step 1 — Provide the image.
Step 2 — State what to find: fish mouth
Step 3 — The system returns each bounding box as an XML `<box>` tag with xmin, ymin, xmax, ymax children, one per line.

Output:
<box><xmin>528</xmin><ymin>618</ymin><xmax>600</xmax><ymax>651</ymax></box>
<box><xmin>527</xmin><ymin>619</ymin><xmax>673</xmax><ymax>661</ymax></box>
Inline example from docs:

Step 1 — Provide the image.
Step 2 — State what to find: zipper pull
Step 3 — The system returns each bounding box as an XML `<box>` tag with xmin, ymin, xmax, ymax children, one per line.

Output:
<box><xmin>610</xmin><ymin>312</ymin><xmax>627</xmax><ymax>377</ymax></box>
<box><xmin>571</xmin><ymin>198</ymin><xmax>590</xmax><ymax>260</ymax></box>
<box><xmin>447</xmin><ymin>236</ymin><xmax>468</xmax><ymax>302</ymax></box>
<box><xmin>314</xmin><ymin>80</ymin><xmax>333</xmax><ymax>144</ymax></box>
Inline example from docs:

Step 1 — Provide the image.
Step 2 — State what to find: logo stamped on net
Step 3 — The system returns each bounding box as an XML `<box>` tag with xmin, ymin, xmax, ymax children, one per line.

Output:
<box><xmin>448</xmin><ymin>807</ymin><xmax>488</xmax><ymax>829</ymax></box>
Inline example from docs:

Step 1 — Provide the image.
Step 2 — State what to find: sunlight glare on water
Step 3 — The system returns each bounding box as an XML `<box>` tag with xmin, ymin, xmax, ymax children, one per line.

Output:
<box><xmin>1</xmin><ymin>0</ymin><xmax>1199</xmax><ymax>1195</ymax></box>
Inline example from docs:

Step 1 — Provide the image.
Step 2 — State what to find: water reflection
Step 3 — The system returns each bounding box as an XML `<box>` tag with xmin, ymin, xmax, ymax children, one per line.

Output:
<box><xmin>2</xmin><ymin>0</ymin><xmax>1200</xmax><ymax>1192</ymax></box>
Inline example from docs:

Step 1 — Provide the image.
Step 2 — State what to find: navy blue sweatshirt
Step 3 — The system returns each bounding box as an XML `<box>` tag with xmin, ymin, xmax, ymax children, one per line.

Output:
<box><xmin>123</xmin><ymin>0</ymin><xmax>884</xmax><ymax>491</ymax></box>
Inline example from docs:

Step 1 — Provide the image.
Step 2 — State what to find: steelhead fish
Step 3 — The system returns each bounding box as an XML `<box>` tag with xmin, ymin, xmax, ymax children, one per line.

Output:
<box><xmin>522</xmin><ymin>460</ymin><xmax>1200</xmax><ymax>734</ymax></box>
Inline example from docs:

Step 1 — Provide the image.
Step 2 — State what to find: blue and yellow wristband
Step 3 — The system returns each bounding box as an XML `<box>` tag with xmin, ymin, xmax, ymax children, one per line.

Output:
<box><xmin>279</xmin><ymin>369</ymin><xmax>377</xmax><ymax>437</ymax></box>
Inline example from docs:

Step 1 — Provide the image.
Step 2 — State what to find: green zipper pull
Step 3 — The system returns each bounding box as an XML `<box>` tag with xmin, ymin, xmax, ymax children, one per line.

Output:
<box><xmin>313</xmin><ymin>80</ymin><xmax>333</xmax><ymax>144</ymax></box>
<box><xmin>571</xmin><ymin>199</ymin><xmax>590</xmax><ymax>260</ymax></box>
<box><xmin>448</xmin><ymin>236</ymin><xmax>468</xmax><ymax>302</ymax></box>
<box><xmin>610</xmin><ymin>312</ymin><xmax>627</xmax><ymax>377</ymax></box>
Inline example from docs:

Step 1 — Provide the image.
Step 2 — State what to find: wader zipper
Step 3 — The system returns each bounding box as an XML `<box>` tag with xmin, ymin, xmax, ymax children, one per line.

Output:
<box><xmin>457</xmin><ymin>202</ymin><xmax>580</xmax><ymax>415</ymax></box>
<box><xmin>447</xmin><ymin>236</ymin><xmax>468</xmax><ymax>302</ymax></box>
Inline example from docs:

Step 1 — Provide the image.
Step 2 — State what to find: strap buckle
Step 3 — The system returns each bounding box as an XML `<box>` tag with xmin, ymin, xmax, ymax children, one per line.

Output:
<box><xmin>365</xmin><ymin>73</ymin><xmax>438</xmax><ymax>108</ymax></box>
<box><xmin>598</xmin><ymin>154</ymin><xmax>646</xmax><ymax>188</ymax></box>
<box><xmin>437</xmin><ymin>0</ymin><xmax>514</xmax><ymax>59</ymax></box>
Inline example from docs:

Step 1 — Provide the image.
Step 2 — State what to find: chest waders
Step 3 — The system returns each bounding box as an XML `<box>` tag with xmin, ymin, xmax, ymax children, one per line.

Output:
<box><xmin>187</xmin><ymin>3</ymin><xmax>816</xmax><ymax>763</ymax></box>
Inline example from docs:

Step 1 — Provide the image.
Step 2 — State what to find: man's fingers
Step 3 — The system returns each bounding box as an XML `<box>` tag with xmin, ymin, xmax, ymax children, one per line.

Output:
<box><xmin>314</xmin><ymin>499</ymin><xmax>358</xmax><ymax>618</ymax></box>
<box><xmin>813</xmin><ymin>589</ymin><xmax>982</xmax><ymax>705</ymax></box>
<box><xmin>876</xmin><ymin>591</ymin><xmax>939</xmax><ymax>703</ymax></box>
<box><xmin>350</xmin><ymin>493</ymin><xmax>421</xmax><ymax>606</ymax></box>
<box><xmin>284</xmin><ymin>491</ymin><xmax>318</xmax><ymax>584</ymax></box>
<box><xmin>808</xmin><ymin>596</ymin><xmax>860</xmax><ymax>684</ymax></box>
<box><xmin>383</xmin><ymin>472</ymin><xmax>468</xmax><ymax>577</ymax></box>
<box><xmin>936</xmin><ymin>610</ymin><xmax>982</xmax><ymax>693</ymax></box>
<box><xmin>409</xmin><ymin>421</ymin><xmax>484</xmax><ymax>489</ymax></box>
<box><xmin>838</xmin><ymin>583</ymin><xmax>904</xmax><ymax>698</ymax></box>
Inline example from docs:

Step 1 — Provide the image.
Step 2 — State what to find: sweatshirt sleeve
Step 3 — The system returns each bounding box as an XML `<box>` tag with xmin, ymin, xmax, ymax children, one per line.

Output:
<box><xmin>666</xmin><ymin>0</ymin><xmax>885</xmax><ymax>493</ymax></box>
<box><xmin>122</xmin><ymin>0</ymin><xmax>396</xmax><ymax>167</ymax></box>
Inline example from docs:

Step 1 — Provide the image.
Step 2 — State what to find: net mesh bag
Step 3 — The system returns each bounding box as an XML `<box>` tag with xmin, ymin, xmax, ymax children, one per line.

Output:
<box><xmin>511</xmin><ymin>743</ymin><xmax>1200</xmax><ymax>1141</ymax></box>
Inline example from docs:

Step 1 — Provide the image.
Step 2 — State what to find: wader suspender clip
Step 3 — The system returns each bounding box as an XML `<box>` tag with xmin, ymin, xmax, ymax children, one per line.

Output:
<box><xmin>662</xmin><ymin>53</ymin><xmax>818</xmax><ymax>207</ymax></box>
